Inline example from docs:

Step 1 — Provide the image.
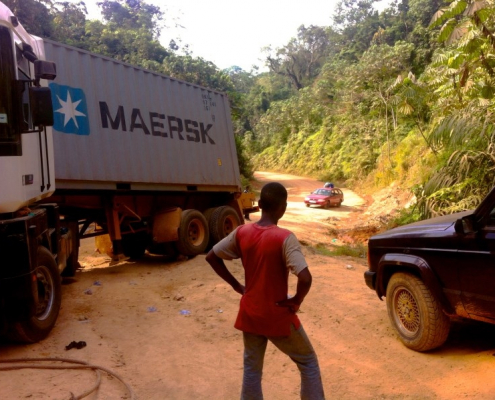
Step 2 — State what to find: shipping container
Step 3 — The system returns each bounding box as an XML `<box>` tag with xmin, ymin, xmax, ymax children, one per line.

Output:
<box><xmin>43</xmin><ymin>39</ymin><xmax>241</xmax><ymax>192</ymax></box>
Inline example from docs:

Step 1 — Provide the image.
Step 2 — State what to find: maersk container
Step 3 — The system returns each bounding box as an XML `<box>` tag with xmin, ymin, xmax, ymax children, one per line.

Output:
<box><xmin>42</xmin><ymin>39</ymin><xmax>241</xmax><ymax>192</ymax></box>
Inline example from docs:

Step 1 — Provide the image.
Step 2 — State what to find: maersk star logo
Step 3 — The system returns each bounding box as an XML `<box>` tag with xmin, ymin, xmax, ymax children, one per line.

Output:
<box><xmin>49</xmin><ymin>83</ymin><xmax>90</xmax><ymax>135</ymax></box>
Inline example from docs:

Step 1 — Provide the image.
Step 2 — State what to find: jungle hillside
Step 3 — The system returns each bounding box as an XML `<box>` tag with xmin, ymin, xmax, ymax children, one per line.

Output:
<box><xmin>8</xmin><ymin>0</ymin><xmax>495</xmax><ymax>219</ymax></box>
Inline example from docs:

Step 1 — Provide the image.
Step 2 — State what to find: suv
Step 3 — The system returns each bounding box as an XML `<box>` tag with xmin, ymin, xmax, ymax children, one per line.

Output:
<box><xmin>364</xmin><ymin>187</ymin><xmax>495</xmax><ymax>351</ymax></box>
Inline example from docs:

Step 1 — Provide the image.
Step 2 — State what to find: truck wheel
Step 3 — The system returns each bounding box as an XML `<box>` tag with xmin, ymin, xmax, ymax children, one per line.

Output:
<box><xmin>122</xmin><ymin>231</ymin><xmax>149</xmax><ymax>259</ymax></box>
<box><xmin>176</xmin><ymin>209</ymin><xmax>209</xmax><ymax>256</ymax></box>
<box><xmin>386</xmin><ymin>272</ymin><xmax>450</xmax><ymax>351</ymax></box>
<box><xmin>203</xmin><ymin>207</ymin><xmax>216</xmax><ymax>223</ymax></box>
<box><xmin>7</xmin><ymin>247</ymin><xmax>62</xmax><ymax>343</ymax></box>
<box><xmin>209</xmin><ymin>206</ymin><xmax>241</xmax><ymax>244</ymax></box>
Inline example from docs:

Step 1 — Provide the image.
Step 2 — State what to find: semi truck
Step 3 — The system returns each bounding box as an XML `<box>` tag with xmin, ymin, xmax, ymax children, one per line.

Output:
<box><xmin>0</xmin><ymin>2</ymin><xmax>251</xmax><ymax>343</ymax></box>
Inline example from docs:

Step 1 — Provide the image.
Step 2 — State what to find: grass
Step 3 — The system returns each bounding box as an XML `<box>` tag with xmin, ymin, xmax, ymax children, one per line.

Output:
<box><xmin>384</xmin><ymin>207</ymin><xmax>422</xmax><ymax>230</ymax></box>
<box><xmin>314</xmin><ymin>242</ymin><xmax>367</xmax><ymax>259</ymax></box>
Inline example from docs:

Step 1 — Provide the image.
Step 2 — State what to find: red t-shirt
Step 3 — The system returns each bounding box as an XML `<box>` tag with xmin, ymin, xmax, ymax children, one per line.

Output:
<box><xmin>214</xmin><ymin>223</ymin><xmax>304</xmax><ymax>336</ymax></box>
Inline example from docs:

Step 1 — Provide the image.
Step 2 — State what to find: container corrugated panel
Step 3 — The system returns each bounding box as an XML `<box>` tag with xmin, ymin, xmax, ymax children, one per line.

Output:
<box><xmin>43</xmin><ymin>39</ymin><xmax>241</xmax><ymax>192</ymax></box>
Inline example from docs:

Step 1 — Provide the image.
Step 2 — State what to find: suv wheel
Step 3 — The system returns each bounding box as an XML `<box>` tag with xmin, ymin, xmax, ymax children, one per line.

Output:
<box><xmin>386</xmin><ymin>272</ymin><xmax>450</xmax><ymax>351</ymax></box>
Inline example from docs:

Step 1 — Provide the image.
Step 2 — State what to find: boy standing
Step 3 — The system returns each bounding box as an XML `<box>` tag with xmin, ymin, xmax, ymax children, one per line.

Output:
<box><xmin>205</xmin><ymin>182</ymin><xmax>325</xmax><ymax>400</ymax></box>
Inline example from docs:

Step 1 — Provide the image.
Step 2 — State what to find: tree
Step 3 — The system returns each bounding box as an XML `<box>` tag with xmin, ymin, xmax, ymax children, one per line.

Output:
<box><xmin>333</xmin><ymin>0</ymin><xmax>379</xmax><ymax>27</ymax></box>
<box><xmin>97</xmin><ymin>0</ymin><xmax>163</xmax><ymax>38</ymax></box>
<box><xmin>3</xmin><ymin>0</ymin><xmax>54</xmax><ymax>37</ymax></box>
<box><xmin>346</xmin><ymin>42</ymin><xmax>414</xmax><ymax>163</ymax></box>
<box><xmin>264</xmin><ymin>25</ymin><xmax>331</xmax><ymax>90</ymax></box>
<box><xmin>51</xmin><ymin>1</ymin><xmax>88</xmax><ymax>47</ymax></box>
<box><xmin>161</xmin><ymin>55</ymin><xmax>233</xmax><ymax>92</ymax></box>
<box><xmin>67</xmin><ymin>0</ymin><xmax>169</xmax><ymax>69</ymax></box>
<box><xmin>333</xmin><ymin>0</ymin><xmax>382</xmax><ymax>60</ymax></box>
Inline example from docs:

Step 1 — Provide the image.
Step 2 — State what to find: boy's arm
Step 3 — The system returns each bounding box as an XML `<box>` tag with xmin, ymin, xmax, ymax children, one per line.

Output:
<box><xmin>276</xmin><ymin>267</ymin><xmax>312</xmax><ymax>313</ymax></box>
<box><xmin>206</xmin><ymin>249</ymin><xmax>245</xmax><ymax>295</ymax></box>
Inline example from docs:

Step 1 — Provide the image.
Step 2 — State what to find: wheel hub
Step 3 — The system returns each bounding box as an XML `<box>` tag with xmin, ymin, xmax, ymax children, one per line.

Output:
<box><xmin>188</xmin><ymin>219</ymin><xmax>205</xmax><ymax>246</ymax></box>
<box><xmin>223</xmin><ymin>216</ymin><xmax>234</xmax><ymax>235</ymax></box>
<box><xmin>35</xmin><ymin>267</ymin><xmax>53</xmax><ymax>320</ymax></box>
<box><xmin>395</xmin><ymin>288</ymin><xmax>420</xmax><ymax>333</ymax></box>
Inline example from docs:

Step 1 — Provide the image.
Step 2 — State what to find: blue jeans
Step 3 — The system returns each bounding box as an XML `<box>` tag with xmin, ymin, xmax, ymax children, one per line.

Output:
<box><xmin>241</xmin><ymin>324</ymin><xmax>325</xmax><ymax>400</ymax></box>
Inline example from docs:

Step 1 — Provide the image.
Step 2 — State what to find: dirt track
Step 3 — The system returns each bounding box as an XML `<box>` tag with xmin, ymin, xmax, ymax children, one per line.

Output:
<box><xmin>1</xmin><ymin>172</ymin><xmax>494</xmax><ymax>399</ymax></box>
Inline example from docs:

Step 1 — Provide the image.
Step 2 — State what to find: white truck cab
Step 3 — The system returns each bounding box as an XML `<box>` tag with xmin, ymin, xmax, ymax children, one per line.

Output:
<box><xmin>0</xmin><ymin>2</ymin><xmax>56</xmax><ymax>213</ymax></box>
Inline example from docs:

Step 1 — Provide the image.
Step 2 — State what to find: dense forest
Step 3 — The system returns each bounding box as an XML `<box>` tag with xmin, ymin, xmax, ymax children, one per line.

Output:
<box><xmin>6</xmin><ymin>0</ymin><xmax>495</xmax><ymax>220</ymax></box>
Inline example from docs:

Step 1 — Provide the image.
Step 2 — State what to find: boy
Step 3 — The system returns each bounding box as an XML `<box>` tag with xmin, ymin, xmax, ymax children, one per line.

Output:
<box><xmin>205</xmin><ymin>182</ymin><xmax>325</xmax><ymax>400</ymax></box>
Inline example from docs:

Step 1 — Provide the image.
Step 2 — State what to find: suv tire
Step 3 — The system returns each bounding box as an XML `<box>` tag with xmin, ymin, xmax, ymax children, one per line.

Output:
<box><xmin>386</xmin><ymin>272</ymin><xmax>450</xmax><ymax>351</ymax></box>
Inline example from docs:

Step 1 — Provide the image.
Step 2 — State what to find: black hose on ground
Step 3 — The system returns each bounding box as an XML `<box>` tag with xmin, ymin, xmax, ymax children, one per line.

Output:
<box><xmin>0</xmin><ymin>357</ymin><xmax>137</xmax><ymax>399</ymax></box>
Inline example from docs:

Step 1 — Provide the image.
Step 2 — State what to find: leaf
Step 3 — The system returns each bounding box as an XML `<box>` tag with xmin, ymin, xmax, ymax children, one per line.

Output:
<box><xmin>399</xmin><ymin>101</ymin><xmax>414</xmax><ymax>115</ymax></box>
<box><xmin>464</xmin><ymin>0</ymin><xmax>488</xmax><ymax>16</ymax></box>
<box><xmin>447</xmin><ymin>53</ymin><xmax>465</xmax><ymax>68</ymax></box>
<box><xmin>403</xmin><ymin>87</ymin><xmax>417</xmax><ymax>99</ymax></box>
<box><xmin>438</xmin><ymin>19</ymin><xmax>458</xmax><ymax>43</ymax></box>
<box><xmin>474</xmin><ymin>7</ymin><xmax>491</xmax><ymax>23</ymax></box>
<box><xmin>450</xmin><ymin>0</ymin><xmax>468</xmax><ymax>16</ymax></box>
<box><xmin>446</xmin><ymin>24</ymin><xmax>470</xmax><ymax>45</ymax></box>
<box><xmin>481</xmin><ymin>84</ymin><xmax>495</xmax><ymax>98</ymax></box>
<box><xmin>430</xmin><ymin>8</ymin><xmax>447</xmax><ymax>28</ymax></box>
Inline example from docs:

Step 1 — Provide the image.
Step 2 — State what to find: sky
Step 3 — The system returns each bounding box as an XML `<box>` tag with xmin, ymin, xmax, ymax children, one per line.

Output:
<box><xmin>78</xmin><ymin>0</ymin><xmax>392</xmax><ymax>72</ymax></box>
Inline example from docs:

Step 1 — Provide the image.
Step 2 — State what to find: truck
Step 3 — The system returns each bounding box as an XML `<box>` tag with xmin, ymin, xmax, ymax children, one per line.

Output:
<box><xmin>365</xmin><ymin>187</ymin><xmax>495</xmax><ymax>351</ymax></box>
<box><xmin>0</xmin><ymin>2</ymin><xmax>253</xmax><ymax>343</ymax></box>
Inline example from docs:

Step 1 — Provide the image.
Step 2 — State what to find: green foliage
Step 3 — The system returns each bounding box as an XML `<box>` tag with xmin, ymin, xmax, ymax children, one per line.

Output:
<box><xmin>161</xmin><ymin>55</ymin><xmax>234</xmax><ymax>92</ymax></box>
<box><xmin>385</xmin><ymin>206</ymin><xmax>423</xmax><ymax>229</ymax></box>
<box><xmin>234</xmin><ymin>134</ymin><xmax>254</xmax><ymax>179</ymax></box>
<box><xmin>315</xmin><ymin>242</ymin><xmax>368</xmax><ymax>259</ymax></box>
<box><xmin>244</xmin><ymin>0</ymin><xmax>495</xmax><ymax>222</ymax></box>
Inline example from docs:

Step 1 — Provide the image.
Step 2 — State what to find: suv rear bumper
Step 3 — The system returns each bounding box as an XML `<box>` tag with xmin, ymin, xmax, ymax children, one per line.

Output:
<box><xmin>364</xmin><ymin>271</ymin><xmax>376</xmax><ymax>290</ymax></box>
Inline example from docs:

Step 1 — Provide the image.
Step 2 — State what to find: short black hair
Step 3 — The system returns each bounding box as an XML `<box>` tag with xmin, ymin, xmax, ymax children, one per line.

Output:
<box><xmin>259</xmin><ymin>182</ymin><xmax>287</xmax><ymax>212</ymax></box>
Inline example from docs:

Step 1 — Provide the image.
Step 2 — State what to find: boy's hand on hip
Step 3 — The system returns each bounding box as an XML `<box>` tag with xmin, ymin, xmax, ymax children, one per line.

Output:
<box><xmin>233</xmin><ymin>282</ymin><xmax>245</xmax><ymax>295</ymax></box>
<box><xmin>275</xmin><ymin>297</ymin><xmax>301</xmax><ymax>313</ymax></box>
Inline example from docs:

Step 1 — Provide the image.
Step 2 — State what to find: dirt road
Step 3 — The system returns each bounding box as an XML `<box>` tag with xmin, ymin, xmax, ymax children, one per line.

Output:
<box><xmin>1</xmin><ymin>172</ymin><xmax>494</xmax><ymax>399</ymax></box>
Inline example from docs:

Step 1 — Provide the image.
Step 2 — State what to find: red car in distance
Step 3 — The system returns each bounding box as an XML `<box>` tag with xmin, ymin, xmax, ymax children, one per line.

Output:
<box><xmin>304</xmin><ymin>188</ymin><xmax>344</xmax><ymax>208</ymax></box>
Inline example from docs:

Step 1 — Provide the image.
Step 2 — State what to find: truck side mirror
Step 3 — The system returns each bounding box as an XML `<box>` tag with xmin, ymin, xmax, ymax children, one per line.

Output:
<box><xmin>34</xmin><ymin>60</ymin><xmax>57</xmax><ymax>81</ymax></box>
<box><xmin>29</xmin><ymin>87</ymin><xmax>54</xmax><ymax>127</ymax></box>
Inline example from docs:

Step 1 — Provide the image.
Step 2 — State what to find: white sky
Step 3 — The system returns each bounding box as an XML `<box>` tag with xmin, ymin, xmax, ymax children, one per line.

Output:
<box><xmin>77</xmin><ymin>0</ymin><xmax>391</xmax><ymax>72</ymax></box>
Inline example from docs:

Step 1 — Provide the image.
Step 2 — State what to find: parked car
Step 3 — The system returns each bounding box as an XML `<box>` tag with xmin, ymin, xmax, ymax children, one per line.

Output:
<box><xmin>364</xmin><ymin>186</ymin><xmax>495</xmax><ymax>352</ymax></box>
<box><xmin>304</xmin><ymin>188</ymin><xmax>344</xmax><ymax>208</ymax></box>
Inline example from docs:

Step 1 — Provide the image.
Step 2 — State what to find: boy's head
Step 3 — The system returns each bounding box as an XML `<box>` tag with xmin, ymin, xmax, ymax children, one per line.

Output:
<box><xmin>259</xmin><ymin>182</ymin><xmax>287</xmax><ymax>215</ymax></box>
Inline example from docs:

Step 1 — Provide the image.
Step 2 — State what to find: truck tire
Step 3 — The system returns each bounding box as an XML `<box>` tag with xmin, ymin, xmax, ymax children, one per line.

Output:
<box><xmin>176</xmin><ymin>209</ymin><xmax>209</xmax><ymax>256</ymax></box>
<box><xmin>209</xmin><ymin>206</ymin><xmax>241</xmax><ymax>244</ymax></box>
<box><xmin>6</xmin><ymin>246</ymin><xmax>62</xmax><ymax>343</ymax></box>
<box><xmin>122</xmin><ymin>231</ymin><xmax>149</xmax><ymax>259</ymax></box>
<box><xmin>386</xmin><ymin>272</ymin><xmax>450</xmax><ymax>352</ymax></box>
<box><xmin>203</xmin><ymin>207</ymin><xmax>216</xmax><ymax>224</ymax></box>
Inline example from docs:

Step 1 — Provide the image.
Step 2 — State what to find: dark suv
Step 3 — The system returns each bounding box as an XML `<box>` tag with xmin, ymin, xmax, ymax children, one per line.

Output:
<box><xmin>364</xmin><ymin>187</ymin><xmax>495</xmax><ymax>351</ymax></box>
